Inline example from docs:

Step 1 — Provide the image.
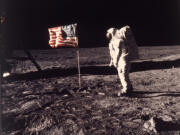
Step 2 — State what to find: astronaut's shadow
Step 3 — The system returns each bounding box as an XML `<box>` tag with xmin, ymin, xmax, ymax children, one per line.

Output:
<box><xmin>130</xmin><ymin>58</ymin><xmax>180</xmax><ymax>72</ymax></box>
<box><xmin>82</xmin><ymin>58</ymin><xmax>180</xmax><ymax>75</ymax></box>
<box><xmin>129</xmin><ymin>91</ymin><xmax>180</xmax><ymax>98</ymax></box>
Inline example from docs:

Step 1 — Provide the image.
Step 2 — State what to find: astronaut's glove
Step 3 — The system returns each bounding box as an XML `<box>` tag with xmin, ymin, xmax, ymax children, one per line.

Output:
<box><xmin>114</xmin><ymin>62</ymin><xmax>118</xmax><ymax>68</ymax></box>
<box><xmin>109</xmin><ymin>60</ymin><xmax>113</xmax><ymax>67</ymax></box>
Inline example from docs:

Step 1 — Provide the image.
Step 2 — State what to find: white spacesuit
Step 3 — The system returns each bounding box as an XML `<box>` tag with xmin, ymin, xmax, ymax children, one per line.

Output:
<box><xmin>107</xmin><ymin>26</ymin><xmax>136</xmax><ymax>96</ymax></box>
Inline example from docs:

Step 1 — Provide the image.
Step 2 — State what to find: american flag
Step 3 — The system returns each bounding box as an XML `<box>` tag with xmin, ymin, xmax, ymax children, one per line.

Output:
<box><xmin>48</xmin><ymin>23</ymin><xmax>78</xmax><ymax>48</ymax></box>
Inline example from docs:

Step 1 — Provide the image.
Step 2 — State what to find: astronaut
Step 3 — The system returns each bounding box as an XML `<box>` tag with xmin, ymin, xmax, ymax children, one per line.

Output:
<box><xmin>106</xmin><ymin>26</ymin><xmax>133</xmax><ymax>96</ymax></box>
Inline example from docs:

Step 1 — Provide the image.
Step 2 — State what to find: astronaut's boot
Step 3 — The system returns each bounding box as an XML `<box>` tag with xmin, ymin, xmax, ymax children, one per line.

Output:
<box><xmin>117</xmin><ymin>86</ymin><xmax>133</xmax><ymax>96</ymax></box>
<box><xmin>117</xmin><ymin>89</ymin><xmax>127</xmax><ymax>96</ymax></box>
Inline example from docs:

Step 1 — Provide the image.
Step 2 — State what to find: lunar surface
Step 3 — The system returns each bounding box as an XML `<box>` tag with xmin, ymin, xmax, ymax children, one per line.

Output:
<box><xmin>2</xmin><ymin>46</ymin><xmax>180</xmax><ymax>135</ymax></box>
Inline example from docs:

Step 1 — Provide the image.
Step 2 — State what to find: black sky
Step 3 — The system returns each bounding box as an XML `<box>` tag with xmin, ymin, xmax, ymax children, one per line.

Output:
<box><xmin>2</xmin><ymin>0</ymin><xmax>180</xmax><ymax>48</ymax></box>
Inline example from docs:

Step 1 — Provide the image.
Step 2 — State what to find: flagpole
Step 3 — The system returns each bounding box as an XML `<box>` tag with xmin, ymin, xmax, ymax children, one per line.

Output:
<box><xmin>77</xmin><ymin>49</ymin><xmax>81</xmax><ymax>88</ymax></box>
<box><xmin>76</xmin><ymin>29</ymin><xmax>81</xmax><ymax>88</ymax></box>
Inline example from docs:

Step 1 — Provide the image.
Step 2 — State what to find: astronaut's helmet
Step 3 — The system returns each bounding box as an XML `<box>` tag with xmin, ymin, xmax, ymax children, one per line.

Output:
<box><xmin>116</xmin><ymin>28</ymin><xmax>124</xmax><ymax>39</ymax></box>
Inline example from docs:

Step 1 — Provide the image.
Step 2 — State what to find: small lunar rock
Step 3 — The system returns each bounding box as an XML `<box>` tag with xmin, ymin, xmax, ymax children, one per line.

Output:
<box><xmin>92</xmin><ymin>116</ymin><xmax>102</xmax><ymax>120</ymax></box>
<box><xmin>122</xmin><ymin>121</ymin><xmax>140</xmax><ymax>128</ymax></box>
<box><xmin>22</xmin><ymin>91</ymin><xmax>32</xmax><ymax>95</ymax></box>
<box><xmin>6</xmin><ymin>83</ymin><xmax>15</xmax><ymax>86</ymax></box>
<box><xmin>45</xmin><ymin>85</ymin><xmax>53</xmax><ymax>90</ymax></box>
<box><xmin>45</xmin><ymin>107</ymin><xmax>50</xmax><ymax>110</ymax></box>
<box><xmin>160</xmin><ymin>115</ymin><xmax>173</xmax><ymax>121</ymax></box>
<box><xmin>81</xmin><ymin>90</ymin><xmax>88</xmax><ymax>93</ymax></box>
<box><xmin>132</xmin><ymin>119</ymin><xmax>142</xmax><ymax>123</ymax></box>
<box><xmin>21</xmin><ymin>100</ymin><xmax>37</xmax><ymax>110</ymax></box>
<box><xmin>98</xmin><ymin>92</ymin><xmax>105</xmax><ymax>96</ymax></box>
<box><xmin>3</xmin><ymin>72</ymin><xmax>10</xmax><ymax>78</ymax></box>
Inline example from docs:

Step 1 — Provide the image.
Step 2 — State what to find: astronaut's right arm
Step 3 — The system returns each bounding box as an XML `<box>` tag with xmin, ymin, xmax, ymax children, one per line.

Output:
<box><xmin>113</xmin><ymin>40</ymin><xmax>123</xmax><ymax>67</ymax></box>
<box><xmin>113</xmin><ymin>46</ymin><xmax>120</xmax><ymax>67</ymax></box>
<box><xmin>109</xmin><ymin>42</ymin><xmax>114</xmax><ymax>66</ymax></box>
<box><xmin>109</xmin><ymin>42</ymin><xmax>113</xmax><ymax>56</ymax></box>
